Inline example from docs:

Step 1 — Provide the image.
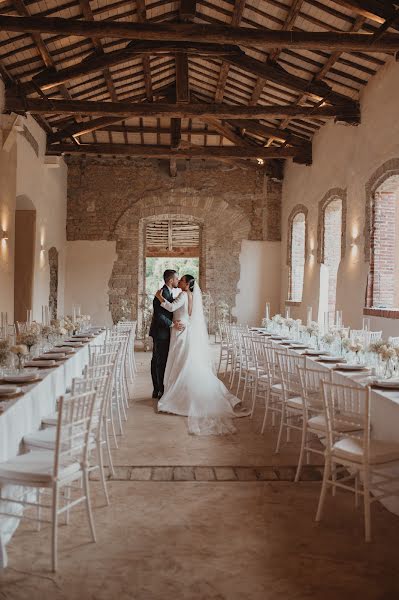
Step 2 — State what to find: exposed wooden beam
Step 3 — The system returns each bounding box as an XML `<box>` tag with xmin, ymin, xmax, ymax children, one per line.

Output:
<box><xmin>224</xmin><ymin>54</ymin><xmax>354</xmax><ymax>106</ymax></box>
<box><xmin>170</xmin><ymin>118</ymin><xmax>182</xmax><ymax>149</ymax></box>
<box><xmin>136</xmin><ymin>0</ymin><xmax>153</xmax><ymax>101</ymax></box>
<box><xmin>268</xmin><ymin>0</ymin><xmax>305</xmax><ymax>63</ymax></box>
<box><xmin>175</xmin><ymin>53</ymin><xmax>190</xmax><ymax>102</ymax></box>
<box><xmin>28</xmin><ymin>41</ymin><xmax>241</xmax><ymax>93</ymax></box>
<box><xmin>215</xmin><ymin>0</ymin><xmax>247</xmax><ymax>103</ymax></box>
<box><xmin>6</xmin><ymin>96</ymin><xmax>360</xmax><ymax>121</ymax></box>
<box><xmin>78</xmin><ymin>0</ymin><xmax>118</xmax><ymax>102</ymax></box>
<box><xmin>1</xmin><ymin>16</ymin><xmax>399</xmax><ymax>51</ymax></box>
<box><xmin>46</xmin><ymin>143</ymin><xmax>308</xmax><ymax>160</ymax></box>
<box><xmin>180</xmin><ymin>0</ymin><xmax>197</xmax><ymax>21</ymax></box>
<box><xmin>332</xmin><ymin>1</ymin><xmax>398</xmax><ymax>25</ymax></box>
<box><xmin>250</xmin><ymin>0</ymin><xmax>304</xmax><ymax>110</ymax></box>
<box><xmin>227</xmin><ymin>119</ymin><xmax>309</xmax><ymax>146</ymax></box>
<box><xmin>199</xmin><ymin>117</ymin><xmax>254</xmax><ymax>147</ymax></box>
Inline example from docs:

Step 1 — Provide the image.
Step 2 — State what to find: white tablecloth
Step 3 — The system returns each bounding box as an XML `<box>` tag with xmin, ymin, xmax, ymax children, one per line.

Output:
<box><xmin>273</xmin><ymin>339</ymin><xmax>399</xmax><ymax>516</ymax></box>
<box><xmin>0</xmin><ymin>332</ymin><xmax>105</xmax><ymax>567</ymax></box>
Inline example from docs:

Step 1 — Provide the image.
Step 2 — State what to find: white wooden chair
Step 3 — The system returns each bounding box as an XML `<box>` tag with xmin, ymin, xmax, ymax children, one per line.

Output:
<box><xmin>249</xmin><ymin>337</ymin><xmax>270</xmax><ymax>418</ymax></box>
<box><xmin>0</xmin><ymin>391</ymin><xmax>97</xmax><ymax>571</ymax></box>
<box><xmin>273</xmin><ymin>351</ymin><xmax>307</xmax><ymax>454</ymax></box>
<box><xmin>350</xmin><ymin>329</ymin><xmax>382</xmax><ymax>345</ymax></box>
<box><xmin>26</xmin><ymin>365</ymin><xmax>115</xmax><ymax>505</ymax></box>
<box><xmin>316</xmin><ymin>380</ymin><xmax>399</xmax><ymax>542</ymax></box>
<box><xmin>388</xmin><ymin>336</ymin><xmax>399</xmax><ymax>346</ymax></box>
<box><xmin>260</xmin><ymin>344</ymin><xmax>284</xmax><ymax>434</ymax></box>
<box><xmin>294</xmin><ymin>367</ymin><xmax>333</xmax><ymax>482</ymax></box>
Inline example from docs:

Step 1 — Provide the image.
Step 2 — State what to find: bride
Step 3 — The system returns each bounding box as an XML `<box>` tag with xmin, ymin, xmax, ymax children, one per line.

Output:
<box><xmin>155</xmin><ymin>274</ymin><xmax>247</xmax><ymax>436</ymax></box>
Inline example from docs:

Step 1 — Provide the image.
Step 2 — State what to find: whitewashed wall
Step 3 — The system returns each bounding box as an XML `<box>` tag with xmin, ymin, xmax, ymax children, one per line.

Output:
<box><xmin>235</xmin><ymin>240</ymin><xmax>281</xmax><ymax>325</ymax></box>
<box><xmin>281</xmin><ymin>57</ymin><xmax>399</xmax><ymax>338</ymax></box>
<box><xmin>64</xmin><ymin>241</ymin><xmax>117</xmax><ymax>326</ymax></box>
<box><xmin>0</xmin><ymin>77</ymin><xmax>67</xmax><ymax>323</ymax></box>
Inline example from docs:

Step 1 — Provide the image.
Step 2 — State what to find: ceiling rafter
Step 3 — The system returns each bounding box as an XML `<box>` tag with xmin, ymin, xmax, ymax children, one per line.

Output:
<box><xmin>214</xmin><ymin>0</ymin><xmax>246</xmax><ymax>103</ymax></box>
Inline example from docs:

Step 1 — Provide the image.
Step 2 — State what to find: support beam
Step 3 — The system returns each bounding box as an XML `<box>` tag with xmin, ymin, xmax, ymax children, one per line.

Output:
<box><xmin>28</xmin><ymin>42</ymin><xmax>240</xmax><ymax>93</ymax></box>
<box><xmin>332</xmin><ymin>1</ymin><xmax>398</xmax><ymax>25</ymax></box>
<box><xmin>136</xmin><ymin>0</ymin><xmax>153</xmax><ymax>101</ymax></box>
<box><xmin>175</xmin><ymin>53</ymin><xmax>190</xmax><ymax>102</ymax></box>
<box><xmin>170</xmin><ymin>118</ymin><xmax>182</xmax><ymax>149</ymax></box>
<box><xmin>1</xmin><ymin>16</ymin><xmax>399</xmax><ymax>51</ymax></box>
<box><xmin>199</xmin><ymin>117</ymin><xmax>254</xmax><ymax>146</ymax></box>
<box><xmin>78</xmin><ymin>0</ymin><xmax>118</xmax><ymax>101</ymax></box>
<box><xmin>5</xmin><ymin>96</ymin><xmax>360</xmax><ymax>121</ymax></box>
<box><xmin>180</xmin><ymin>0</ymin><xmax>197</xmax><ymax>21</ymax></box>
<box><xmin>46</xmin><ymin>143</ymin><xmax>308</xmax><ymax>160</ymax></box>
<box><xmin>215</xmin><ymin>0</ymin><xmax>247</xmax><ymax>103</ymax></box>
<box><xmin>224</xmin><ymin>54</ymin><xmax>354</xmax><ymax>106</ymax></box>
<box><xmin>227</xmin><ymin>119</ymin><xmax>309</xmax><ymax>146</ymax></box>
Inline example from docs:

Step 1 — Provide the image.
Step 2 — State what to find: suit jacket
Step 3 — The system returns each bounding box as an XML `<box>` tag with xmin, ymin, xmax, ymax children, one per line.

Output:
<box><xmin>149</xmin><ymin>284</ymin><xmax>174</xmax><ymax>340</ymax></box>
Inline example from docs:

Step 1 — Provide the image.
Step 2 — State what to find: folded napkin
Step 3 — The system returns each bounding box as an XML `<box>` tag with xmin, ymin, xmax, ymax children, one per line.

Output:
<box><xmin>25</xmin><ymin>360</ymin><xmax>57</xmax><ymax>367</ymax></box>
<box><xmin>54</xmin><ymin>346</ymin><xmax>76</xmax><ymax>353</ymax></box>
<box><xmin>40</xmin><ymin>353</ymin><xmax>66</xmax><ymax>360</ymax></box>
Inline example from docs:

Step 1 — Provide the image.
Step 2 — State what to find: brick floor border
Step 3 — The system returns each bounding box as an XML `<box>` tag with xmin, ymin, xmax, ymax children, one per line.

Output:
<box><xmin>91</xmin><ymin>465</ymin><xmax>324</xmax><ymax>482</ymax></box>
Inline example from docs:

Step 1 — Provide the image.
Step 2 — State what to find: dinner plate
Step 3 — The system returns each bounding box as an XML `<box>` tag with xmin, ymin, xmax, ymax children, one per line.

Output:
<box><xmin>3</xmin><ymin>370</ymin><xmax>40</xmax><ymax>383</ymax></box>
<box><xmin>0</xmin><ymin>385</ymin><xmax>20</xmax><ymax>396</ymax></box>
<box><xmin>53</xmin><ymin>346</ymin><xmax>76</xmax><ymax>354</ymax></box>
<box><xmin>25</xmin><ymin>359</ymin><xmax>57</xmax><ymax>368</ymax></box>
<box><xmin>39</xmin><ymin>353</ymin><xmax>66</xmax><ymax>360</ymax></box>
<box><xmin>372</xmin><ymin>379</ymin><xmax>399</xmax><ymax>389</ymax></box>
<box><xmin>336</xmin><ymin>363</ymin><xmax>368</xmax><ymax>371</ymax></box>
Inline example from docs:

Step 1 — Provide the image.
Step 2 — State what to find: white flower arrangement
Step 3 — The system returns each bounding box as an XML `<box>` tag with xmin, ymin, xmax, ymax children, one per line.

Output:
<box><xmin>322</xmin><ymin>333</ymin><xmax>335</xmax><ymax>345</ymax></box>
<box><xmin>272</xmin><ymin>314</ymin><xmax>284</xmax><ymax>325</ymax></box>
<box><xmin>367</xmin><ymin>339</ymin><xmax>385</xmax><ymax>354</ymax></box>
<box><xmin>379</xmin><ymin>344</ymin><xmax>396</xmax><ymax>362</ymax></box>
<box><xmin>285</xmin><ymin>317</ymin><xmax>296</xmax><ymax>329</ymax></box>
<box><xmin>306</xmin><ymin>321</ymin><xmax>319</xmax><ymax>336</ymax></box>
<box><xmin>349</xmin><ymin>339</ymin><xmax>364</xmax><ymax>354</ymax></box>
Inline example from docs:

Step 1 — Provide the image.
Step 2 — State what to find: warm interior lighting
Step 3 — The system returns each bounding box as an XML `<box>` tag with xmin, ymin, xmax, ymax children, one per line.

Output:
<box><xmin>1</xmin><ymin>230</ymin><xmax>8</xmax><ymax>241</ymax></box>
<box><xmin>257</xmin><ymin>158</ymin><xmax>264</xmax><ymax>165</ymax></box>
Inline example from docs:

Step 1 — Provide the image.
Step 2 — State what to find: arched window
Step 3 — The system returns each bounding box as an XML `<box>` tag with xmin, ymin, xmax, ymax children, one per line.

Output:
<box><xmin>317</xmin><ymin>189</ymin><xmax>346</xmax><ymax>317</ymax></box>
<box><xmin>368</xmin><ymin>175</ymin><xmax>399</xmax><ymax>309</ymax></box>
<box><xmin>287</xmin><ymin>205</ymin><xmax>307</xmax><ymax>302</ymax></box>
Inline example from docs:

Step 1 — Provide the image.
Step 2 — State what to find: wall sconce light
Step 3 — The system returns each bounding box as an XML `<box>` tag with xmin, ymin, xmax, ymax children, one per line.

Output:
<box><xmin>350</xmin><ymin>236</ymin><xmax>360</xmax><ymax>248</ymax></box>
<box><xmin>1</xmin><ymin>230</ymin><xmax>8</xmax><ymax>241</ymax></box>
<box><xmin>257</xmin><ymin>158</ymin><xmax>264</xmax><ymax>165</ymax></box>
<box><xmin>309</xmin><ymin>249</ymin><xmax>314</xmax><ymax>259</ymax></box>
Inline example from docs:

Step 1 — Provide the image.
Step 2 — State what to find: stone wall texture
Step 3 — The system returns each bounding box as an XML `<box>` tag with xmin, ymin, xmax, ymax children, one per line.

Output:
<box><xmin>66</xmin><ymin>157</ymin><xmax>281</xmax><ymax>322</ymax></box>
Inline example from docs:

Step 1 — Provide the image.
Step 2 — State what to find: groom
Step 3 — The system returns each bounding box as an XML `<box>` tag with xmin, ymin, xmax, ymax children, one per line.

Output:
<box><xmin>149</xmin><ymin>269</ymin><xmax>184</xmax><ymax>400</ymax></box>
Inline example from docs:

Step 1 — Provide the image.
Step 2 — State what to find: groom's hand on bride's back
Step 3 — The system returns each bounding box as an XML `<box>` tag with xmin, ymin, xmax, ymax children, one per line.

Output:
<box><xmin>174</xmin><ymin>320</ymin><xmax>185</xmax><ymax>331</ymax></box>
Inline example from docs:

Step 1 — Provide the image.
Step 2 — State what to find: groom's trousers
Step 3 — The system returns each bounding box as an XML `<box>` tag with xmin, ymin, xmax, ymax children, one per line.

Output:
<box><xmin>151</xmin><ymin>337</ymin><xmax>170</xmax><ymax>394</ymax></box>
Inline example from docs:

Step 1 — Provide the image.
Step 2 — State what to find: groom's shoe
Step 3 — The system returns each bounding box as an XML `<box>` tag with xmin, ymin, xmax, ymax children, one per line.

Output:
<box><xmin>157</xmin><ymin>390</ymin><xmax>164</xmax><ymax>399</ymax></box>
<box><xmin>152</xmin><ymin>390</ymin><xmax>159</xmax><ymax>399</ymax></box>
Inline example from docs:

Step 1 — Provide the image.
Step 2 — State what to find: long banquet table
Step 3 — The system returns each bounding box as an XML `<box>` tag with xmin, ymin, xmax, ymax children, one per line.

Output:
<box><xmin>261</xmin><ymin>332</ymin><xmax>399</xmax><ymax>517</ymax></box>
<box><xmin>0</xmin><ymin>330</ymin><xmax>105</xmax><ymax>568</ymax></box>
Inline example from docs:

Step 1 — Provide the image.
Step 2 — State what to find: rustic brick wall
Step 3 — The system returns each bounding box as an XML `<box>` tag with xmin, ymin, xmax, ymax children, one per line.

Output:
<box><xmin>66</xmin><ymin>157</ymin><xmax>281</xmax><ymax>322</ymax></box>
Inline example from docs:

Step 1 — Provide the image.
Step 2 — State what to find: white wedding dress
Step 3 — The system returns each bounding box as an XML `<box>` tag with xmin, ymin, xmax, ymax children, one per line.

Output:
<box><xmin>157</xmin><ymin>283</ymin><xmax>241</xmax><ymax>435</ymax></box>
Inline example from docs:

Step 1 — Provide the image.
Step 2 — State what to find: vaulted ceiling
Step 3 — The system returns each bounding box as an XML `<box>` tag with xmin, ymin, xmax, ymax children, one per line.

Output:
<box><xmin>1</xmin><ymin>0</ymin><xmax>398</xmax><ymax>175</ymax></box>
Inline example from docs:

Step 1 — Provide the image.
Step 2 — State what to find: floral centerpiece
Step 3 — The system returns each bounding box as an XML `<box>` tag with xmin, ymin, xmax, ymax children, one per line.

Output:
<box><xmin>10</xmin><ymin>344</ymin><xmax>28</xmax><ymax>370</ymax></box>
<box><xmin>17</xmin><ymin>322</ymin><xmax>41</xmax><ymax>352</ymax></box>
<box><xmin>378</xmin><ymin>344</ymin><xmax>396</xmax><ymax>378</ymax></box>
<box><xmin>306</xmin><ymin>321</ymin><xmax>319</xmax><ymax>347</ymax></box>
<box><xmin>348</xmin><ymin>337</ymin><xmax>364</xmax><ymax>363</ymax></box>
<box><xmin>0</xmin><ymin>339</ymin><xmax>10</xmax><ymax>367</ymax></box>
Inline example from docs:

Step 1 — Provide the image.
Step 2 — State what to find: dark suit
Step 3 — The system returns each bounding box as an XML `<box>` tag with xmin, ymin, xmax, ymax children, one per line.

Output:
<box><xmin>149</xmin><ymin>285</ymin><xmax>174</xmax><ymax>395</ymax></box>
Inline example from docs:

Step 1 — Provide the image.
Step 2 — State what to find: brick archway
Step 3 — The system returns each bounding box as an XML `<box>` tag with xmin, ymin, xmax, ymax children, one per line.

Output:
<box><xmin>108</xmin><ymin>196</ymin><xmax>251</xmax><ymax>323</ymax></box>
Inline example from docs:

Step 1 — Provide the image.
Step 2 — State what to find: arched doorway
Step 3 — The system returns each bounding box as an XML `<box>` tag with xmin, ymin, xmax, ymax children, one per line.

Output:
<box><xmin>14</xmin><ymin>195</ymin><xmax>36</xmax><ymax>323</ymax></box>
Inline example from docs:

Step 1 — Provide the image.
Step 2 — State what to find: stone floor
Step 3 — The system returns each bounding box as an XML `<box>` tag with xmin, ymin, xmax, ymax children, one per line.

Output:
<box><xmin>1</xmin><ymin>346</ymin><xmax>399</xmax><ymax>599</ymax></box>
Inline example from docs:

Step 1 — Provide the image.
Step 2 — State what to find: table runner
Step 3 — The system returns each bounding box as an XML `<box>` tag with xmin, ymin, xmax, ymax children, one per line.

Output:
<box><xmin>0</xmin><ymin>331</ymin><xmax>105</xmax><ymax>568</ymax></box>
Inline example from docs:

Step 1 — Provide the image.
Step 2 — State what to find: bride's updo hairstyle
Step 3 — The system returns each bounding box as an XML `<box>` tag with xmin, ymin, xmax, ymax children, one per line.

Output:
<box><xmin>183</xmin><ymin>274</ymin><xmax>195</xmax><ymax>292</ymax></box>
